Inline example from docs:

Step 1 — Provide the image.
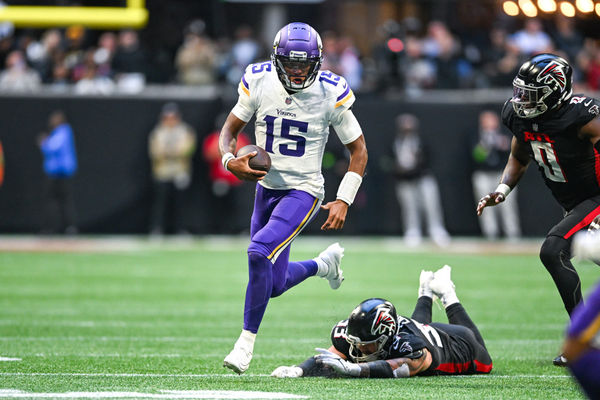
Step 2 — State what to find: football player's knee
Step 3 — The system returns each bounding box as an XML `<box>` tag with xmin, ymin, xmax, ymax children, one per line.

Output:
<box><xmin>247</xmin><ymin>251</ymin><xmax>270</xmax><ymax>271</ymax></box>
<box><xmin>247</xmin><ymin>241</ymin><xmax>271</xmax><ymax>259</ymax></box>
<box><xmin>539</xmin><ymin>236</ymin><xmax>570</xmax><ymax>267</ymax></box>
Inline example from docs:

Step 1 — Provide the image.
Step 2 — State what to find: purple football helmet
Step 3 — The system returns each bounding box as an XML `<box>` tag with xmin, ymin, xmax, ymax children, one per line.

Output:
<box><xmin>271</xmin><ymin>22</ymin><xmax>323</xmax><ymax>92</ymax></box>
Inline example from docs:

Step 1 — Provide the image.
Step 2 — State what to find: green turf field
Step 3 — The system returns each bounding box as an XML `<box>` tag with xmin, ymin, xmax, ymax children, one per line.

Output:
<box><xmin>0</xmin><ymin>237</ymin><xmax>597</xmax><ymax>399</ymax></box>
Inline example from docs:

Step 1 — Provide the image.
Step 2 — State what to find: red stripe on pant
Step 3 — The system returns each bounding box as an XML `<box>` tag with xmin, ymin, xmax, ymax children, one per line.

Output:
<box><xmin>564</xmin><ymin>205</ymin><xmax>600</xmax><ymax>240</ymax></box>
<box><xmin>435</xmin><ymin>360</ymin><xmax>492</xmax><ymax>374</ymax></box>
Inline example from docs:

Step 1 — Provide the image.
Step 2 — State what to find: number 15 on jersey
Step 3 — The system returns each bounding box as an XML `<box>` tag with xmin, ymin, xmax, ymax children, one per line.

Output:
<box><xmin>263</xmin><ymin>115</ymin><xmax>308</xmax><ymax>157</ymax></box>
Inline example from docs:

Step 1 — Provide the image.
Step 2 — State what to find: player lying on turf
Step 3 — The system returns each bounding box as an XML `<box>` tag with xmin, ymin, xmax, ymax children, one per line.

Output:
<box><xmin>271</xmin><ymin>266</ymin><xmax>493</xmax><ymax>378</ymax></box>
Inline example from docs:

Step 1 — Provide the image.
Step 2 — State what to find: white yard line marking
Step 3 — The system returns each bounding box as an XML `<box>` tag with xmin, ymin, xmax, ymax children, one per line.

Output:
<box><xmin>0</xmin><ymin>373</ymin><xmax>272</xmax><ymax>378</ymax></box>
<box><xmin>0</xmin><ymin>336</ymin><xmax>323</xmax><ymax>343</ymax></box>
<box><xmin>0</xmin><ymin>357</ymin><xmax>21</xmax><ymax>361</ymax></box>
<box><xmin>0</xmin><ymin>390</ymin><xmax>307</xmax><ymax>399</ymax></box>
<box><xmin>0</xmin><ymin>372</ymin><xmax>570</xmax><ymax>379</ymax></box>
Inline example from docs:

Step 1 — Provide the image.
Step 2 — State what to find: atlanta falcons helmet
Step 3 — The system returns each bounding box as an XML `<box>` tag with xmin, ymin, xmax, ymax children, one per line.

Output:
<box><xmin>346</xmin><ymin>298</ymin><xmax>398</xmax><ymax>362</ymax></box>
<box><xmin>271</xmin><ymin>22</ymin><xmax>323</xmax><ymax>92</ymax></box>
<box><xmin>511</xmin><ymin>53</ymin><xmax>573</xmax><ymax>119</ymax></box>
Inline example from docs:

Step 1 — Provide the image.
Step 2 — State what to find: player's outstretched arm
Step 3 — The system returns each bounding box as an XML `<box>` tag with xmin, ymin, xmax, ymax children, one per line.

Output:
<box><xmin>321</xmin><ymin>134</ymin><xmax>368</xmax><ymax>230</ymax></box>
<box><xmin>314</xmin><ymin>347</ymin><xmax>431</xmax><ymax>378</ymax></box>
<box><xmin>477</xmin><ymin>137</ymin><xmax>529</xmax><ymax>216</ymax></box>
<box><xmin>219</xmin><ymin>113</ymin><xmax>266</xmax><ymax>182</ymax></box>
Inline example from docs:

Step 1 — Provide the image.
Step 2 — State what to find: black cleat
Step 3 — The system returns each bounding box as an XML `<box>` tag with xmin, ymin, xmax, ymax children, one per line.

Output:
<box><xmin>553</xmin><ymin>354</ymin><xmax>567</xmax><ymax>366</ymax></box>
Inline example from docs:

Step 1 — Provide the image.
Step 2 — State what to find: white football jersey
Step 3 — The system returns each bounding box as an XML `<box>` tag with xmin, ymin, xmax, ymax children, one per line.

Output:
<box><xmin>231</xmin><ymin>61</ymin><xmax>360</xmax><ymax>199</ymax></box>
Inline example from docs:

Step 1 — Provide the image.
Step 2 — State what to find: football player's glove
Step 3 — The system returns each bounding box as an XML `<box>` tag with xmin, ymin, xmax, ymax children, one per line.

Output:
<box><xmin>270</xmin><ymin>365</ymin><xmax>303</xmax><ymax>378</ymax></box>
<box><xmin>314</xmin><ymin>348</ymin><xmax>361</xmax><ymax>377</ymax></box>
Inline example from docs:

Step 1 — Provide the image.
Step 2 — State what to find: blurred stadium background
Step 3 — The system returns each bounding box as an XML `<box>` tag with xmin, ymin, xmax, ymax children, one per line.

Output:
<box><xmin>0</xmin><ymin>0</ymin><xmax>599</xmax><ymax>236</ymax></box>
<box><xmin>1</xmin><ymin>1</ymin><xmax>600</xmax><ymax>399</ymax></box>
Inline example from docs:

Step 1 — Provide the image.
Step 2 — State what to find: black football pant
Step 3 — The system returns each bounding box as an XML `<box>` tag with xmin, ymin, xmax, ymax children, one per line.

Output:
<box><xmin>42</xmin><ymin>177</ymin><xmax>76</xmax><ymax>234</ymax></box>
<box><xmin>541</xmin><ymin>195</ymin><xmax>600</xmax><ymax>316</ymax></box>
<box><xmin>411</xmin><ymin>297</ymin><xmax>486</xmax><ymax>349</ymax></box>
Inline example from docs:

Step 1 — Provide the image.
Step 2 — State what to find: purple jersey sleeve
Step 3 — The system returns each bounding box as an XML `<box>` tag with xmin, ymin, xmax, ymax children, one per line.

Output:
<box><xmin>568</xmin><ymin>280</ymin><xmax>600</xmax><ymax>343</ymax></box>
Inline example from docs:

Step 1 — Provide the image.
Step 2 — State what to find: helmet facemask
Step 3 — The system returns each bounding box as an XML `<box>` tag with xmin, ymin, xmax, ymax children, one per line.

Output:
<box><xmin>346</xmin><ymin>333</ymin><xmax>391</xmax><ymax>362</ymax></box>
<box><xmin>272</xmin><ymin>53</ymin><xmax>320</xmax><ymax>92</ymax></box>
<box><xmin>511</xmin><ymin>78</ymin><xmax>552</xmax><ymax>119</ymax></box>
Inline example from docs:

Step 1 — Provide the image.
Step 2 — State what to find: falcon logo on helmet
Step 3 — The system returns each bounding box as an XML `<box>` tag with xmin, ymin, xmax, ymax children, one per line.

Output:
<box><xmin>372</xmin><ymin>307</ymin><xmax>397</xmax><ymax>337</ymax></box>
<box><xmin>511</xmin><ymin>53</ymin><xmax>573</xmax><ymax>119</ymax></box>
<box><xmin>537</xmin><ymin>61</ymin><xmax>567</xmax><ymax>92</ymax></box>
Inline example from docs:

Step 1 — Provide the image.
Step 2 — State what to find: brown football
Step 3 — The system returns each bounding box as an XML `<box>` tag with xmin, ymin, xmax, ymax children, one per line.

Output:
<box><xmin>236</xmin><ymin>144</ymin><xmax>271</xmax><ymax>172</ymax></box>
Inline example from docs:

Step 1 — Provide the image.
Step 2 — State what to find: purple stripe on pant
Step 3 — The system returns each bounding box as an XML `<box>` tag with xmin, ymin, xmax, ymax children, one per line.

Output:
<box><xmin>243</xmin><ymin>184</ymin><xmax>321</xmax><ymax>333</ymax></box>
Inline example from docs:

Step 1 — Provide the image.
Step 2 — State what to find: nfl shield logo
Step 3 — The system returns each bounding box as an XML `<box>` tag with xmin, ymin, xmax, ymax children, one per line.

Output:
<box><xmin>532</xmin><ymin>123</ymin><xmax>538</xmax><ymax>131</ymax></box>
<box><xmin>285</xmin><ymin>97</ymin><xmax>292</xmax><ymax>105</ymax></box>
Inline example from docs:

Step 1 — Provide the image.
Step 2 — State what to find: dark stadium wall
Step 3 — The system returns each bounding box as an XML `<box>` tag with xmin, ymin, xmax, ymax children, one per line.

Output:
<box><xmin>0</xmin><ymin>94</ymin><xmax>562</xmax><ymax>236</ymax></box>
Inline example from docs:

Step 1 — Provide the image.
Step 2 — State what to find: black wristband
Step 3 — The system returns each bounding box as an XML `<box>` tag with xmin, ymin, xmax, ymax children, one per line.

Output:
<box><xmin>362</xmin><ymin>360</ymin><xmax>394</xmax><ymax>378</ymax></box>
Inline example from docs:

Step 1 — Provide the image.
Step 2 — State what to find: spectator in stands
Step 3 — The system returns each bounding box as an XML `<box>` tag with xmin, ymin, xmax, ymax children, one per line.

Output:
<box><xmin>225</xmin><ymin>25</ymin><xmax>260</xmax><ymax>86</ymax></box>
<box><xmin>577</xmin><ymin>39</ymin><xmax>600</xmax><ymax>91</ymax></box>
<box><xmin>471</xmin><ymin>110</ymin><xmax>520</xmax><ymax>240</ymax></box>
<box><xmin>321</xmin><ymin>31</ymin><xmax>342</xmax><ymax>74</ymax></box>
<box><xmin>148</xmin><ymin>102</ymin><xmax>197</xmax><ymax>236</ymax></box>
<box><xmin>25</xmin><ymin>28</ymin><xmax>62</xmax><ymax>83</ymax></box>
<box><xmin>175</xmin><ymin>19</ymin><xmax>217</xmax><ymax>85</ymax></box>
<box><xmin>392</xmin><ymin>113</ymin><xmax>450</xmax><ymax>247</ymax></box>
<box><xmin>401</xmin><ymin>36</ymin><xmax>436</xmax><ymax>95</ymax></box>
<box><xmin>337</xmin><ymin>36</ymin><xmax>362</xmax><ymax>91</ymax></box>
<box><xmin>508</xmin><ymin>19</ymin><xmax>553</xmax><ymax>57</ymax></box>
<box><xmin>481</xmin><ymin>27</ymin><xmax>520</xmax><ymax>87</ymax></box>
<box><xmin>38</xmin><ymin>110</ymin><xmax>78</xmax><ymax>234</ymax></box>
<box><xmin>0</xmin><ymin>49</ymin><xmax>41</xmax><ymax>92</ymax></box>
<box><xmin>93</xmin><ymin>32</ymin><xmax>117</xmax><ymax>79</ymax></box>
<box><xmin>73</xmin><ymin>50</ymin><xmax>115</xmax><ymax>95</ymax></box>
<box><xmin>202</xmin><ymin>113</ymin><xmax>251</xmax><ymax>233</ymax></box>
<box><xmin>63</xmin><ymin>25</ymin><xmax>87</xmax><ymax>79</ymax></box>
<box><xmin>552</xmin><ymin>15</ymin><xmax>583</xmax><ymax>66</ymax></box>
<box><xmin>112</xmin><ymin>29</ymin><xmax>146</xmax><ymax>93</ymax></box>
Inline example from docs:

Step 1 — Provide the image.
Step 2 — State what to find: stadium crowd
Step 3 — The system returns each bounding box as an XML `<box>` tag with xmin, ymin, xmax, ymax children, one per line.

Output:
<box><xmin>0</xmin><ymin>14</ymin><xmax>599</xmax><ymax>94</ymax></box>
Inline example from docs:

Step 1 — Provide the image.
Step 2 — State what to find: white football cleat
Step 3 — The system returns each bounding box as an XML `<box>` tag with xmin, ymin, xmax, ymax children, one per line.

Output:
<box><xmin>429</xmin><ymin>265</ymin><xmax>458</xmax><ymax>307</ymax></box>
<box><xmin>271</xmin><ymin>365</ymin><xmax>303</xmax><ymax>378</ymax></box>
<box><xmin>317</xmin><ymin>242</ymin><xmax>345</xmax><ymax>289</ymax></box>
<box><xmin>418</xmin><ymin>270</ymin><xmax>434</xmax><ymax>298</ymax></box>
<box><xmin>223</xmin><ymin>346</ymin><xmax>253</xmax><ymax>374</ymax></box>
<box><xmin>223</xmin><ymin>330</ymin><xmax>255</xmax><ymax>374</ymax></box>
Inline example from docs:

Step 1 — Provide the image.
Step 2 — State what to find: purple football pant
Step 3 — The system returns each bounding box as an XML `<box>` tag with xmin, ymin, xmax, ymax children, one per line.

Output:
<box><xmin>243</xmin><ymin>184</ymin><xmax>321</xmax><ymax>333</ymax></box>
<box><xmin>567</xmin><ymin>280</ymin><xmax>600</xmax><ymax>399</ymax></box>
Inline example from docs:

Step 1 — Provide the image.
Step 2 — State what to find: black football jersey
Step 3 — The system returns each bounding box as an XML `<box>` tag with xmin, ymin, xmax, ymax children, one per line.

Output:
<box><xmin>330</xmin><ymin>316</ymin><xmax>488</xmax><ymax>375</ymax></box>
<box><xmin>501</xmin><ymin>95</ymin><xmax>600</xmax><ymax>211</ymax></box>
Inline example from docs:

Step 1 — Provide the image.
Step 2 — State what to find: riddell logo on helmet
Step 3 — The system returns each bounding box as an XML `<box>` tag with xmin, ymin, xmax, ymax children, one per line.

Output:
<box><xmin>537</xmin><ymin>61</ymin><xmax>567</xmax><ymax>91</ymax></box>
<box><xmin>371</xmin><ymin>307</ymin><xmax>397</xmax><ymax>336</ymax></box>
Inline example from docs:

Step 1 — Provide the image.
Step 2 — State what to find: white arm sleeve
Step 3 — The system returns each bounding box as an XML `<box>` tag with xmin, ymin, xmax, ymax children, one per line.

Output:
<box><xmin>331</xmin><ymin>109</ymin><xmax>363</xmax><ymax>145</ymax></box>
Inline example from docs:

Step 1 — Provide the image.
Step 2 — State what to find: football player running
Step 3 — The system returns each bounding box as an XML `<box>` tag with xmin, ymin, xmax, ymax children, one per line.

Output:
<box><xmin>271</xmin><ymin>266</ymin><xmax>493</xmax><ymax>379</ymax></box>
<box><xmin>220</xmin><ymin>22</ymin><xmax>368</xmax><ymax>374</ymax></box>
<box><xmin>476</xmin><ymin>53</ymin><xmax>600</xmax><ymax>366</ymax></box>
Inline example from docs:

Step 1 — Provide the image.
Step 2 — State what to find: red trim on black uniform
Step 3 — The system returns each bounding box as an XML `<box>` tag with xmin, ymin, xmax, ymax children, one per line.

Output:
<box><xmin>435</xmin><ymin>360</ymin><xmax>493</xmax><ymax>374</ymax></box>
<box><xmin>564</xmin><ymin>205</ymin><xmax>600</xmax><ymax>239</ymax></box>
